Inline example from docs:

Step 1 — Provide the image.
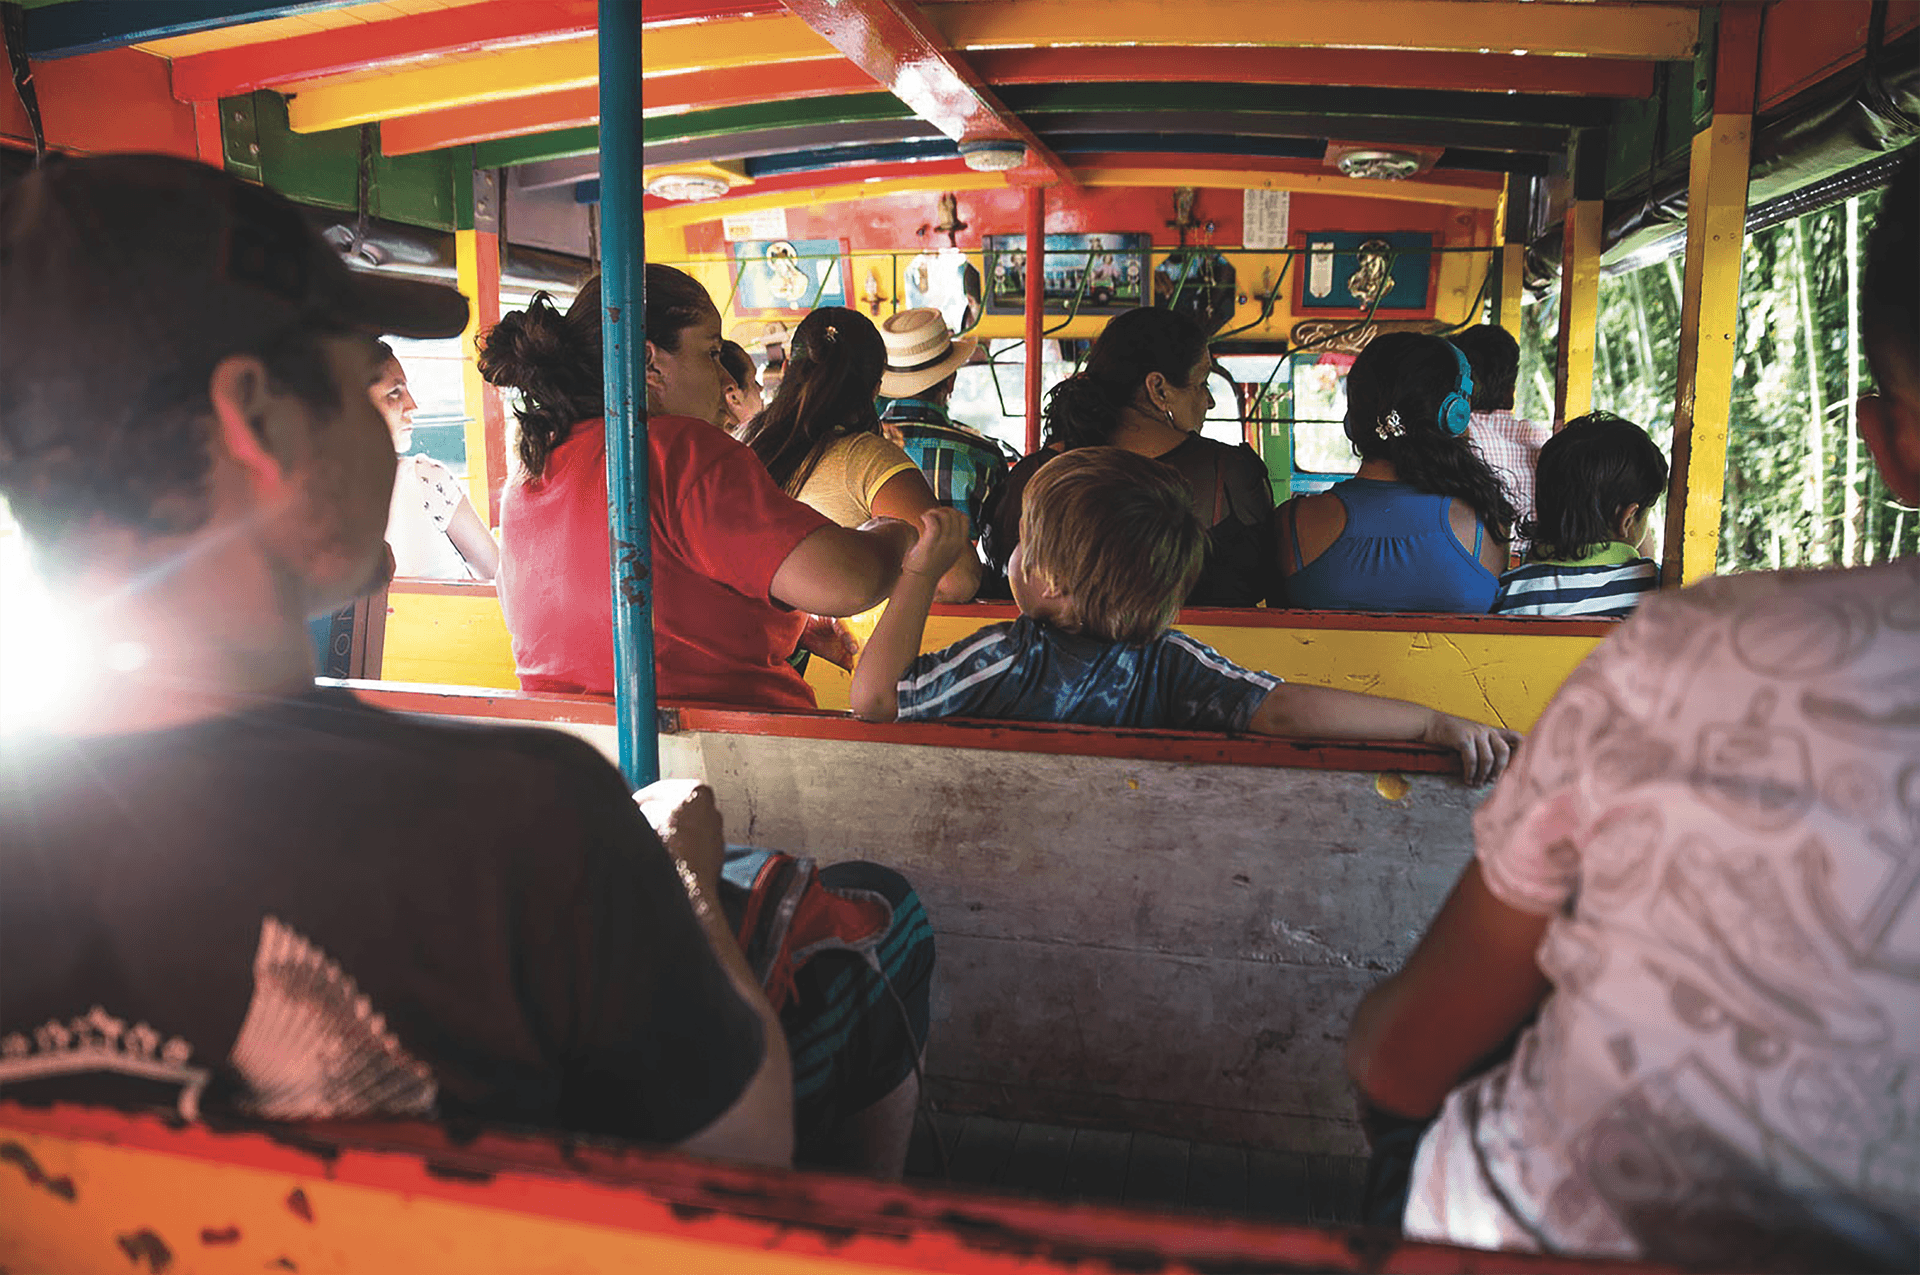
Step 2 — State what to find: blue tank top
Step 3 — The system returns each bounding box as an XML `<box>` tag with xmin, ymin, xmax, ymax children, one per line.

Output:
<box><xmin>1285</xmin><ymin>477</ymin><xmax>1498</xmax><ymax>613</ymax></box>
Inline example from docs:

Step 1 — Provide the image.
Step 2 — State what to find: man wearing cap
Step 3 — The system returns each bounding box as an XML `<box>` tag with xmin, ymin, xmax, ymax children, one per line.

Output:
<box><xmin>878</xmin><ymin>308</ymin><xmax>1010</xmax><ymax>541</ymax></box>
<box><xmin>0</xmin><ymin>155</ymin><xmax>791</xmax><ymax>1165</ymax></box>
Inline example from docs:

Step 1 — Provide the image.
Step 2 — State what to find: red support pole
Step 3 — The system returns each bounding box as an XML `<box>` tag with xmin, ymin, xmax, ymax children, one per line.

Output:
<box><xmin>1024</xmin><ymin>184</ymin><xmax>1045</xmax><ymax>455</ymax></box>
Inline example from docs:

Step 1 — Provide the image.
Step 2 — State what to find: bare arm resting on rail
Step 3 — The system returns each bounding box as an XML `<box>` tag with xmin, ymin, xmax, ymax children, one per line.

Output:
<box><xmin>771</xmin><ymin>516</ymin><xmax>917</xmax><ymax>618</ymax></box>
<box><xmin>635</xmin><ymin>780</ymin><xmax>795</xmax><ymax>1168</ymax></box>
<box><xmin>1249</xmin><ymin>685</ymin><xmax>1521</xmax><ymax>786</ymax></box>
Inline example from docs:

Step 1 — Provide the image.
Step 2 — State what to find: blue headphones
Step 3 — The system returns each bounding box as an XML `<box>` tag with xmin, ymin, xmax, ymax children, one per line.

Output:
<box><xmin>1439</xmin><ymin>343</ymin><xmax>1474</xmax><ymax>436</ymax></box>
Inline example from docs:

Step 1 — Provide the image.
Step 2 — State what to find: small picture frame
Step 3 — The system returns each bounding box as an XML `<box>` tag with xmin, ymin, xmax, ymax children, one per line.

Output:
<box><xmin>1296</xmin><ymin>232</ymin><xmax>1435</xmax><ymax>314</ymax></box>
<box><xmin>730</xmin><ymin>238</ymin><xmax>849</xmax><ymax>315</ymax></box>
<box><xmin>984</xmin><ymin>232</ymin><xmax>1150</xmax><ymax>315</ymax></box>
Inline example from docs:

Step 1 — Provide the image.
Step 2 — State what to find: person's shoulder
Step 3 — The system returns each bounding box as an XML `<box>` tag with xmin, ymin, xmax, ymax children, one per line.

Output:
<box><xmin>1153</xmin><ymin>626</ymin><xmax>1265</xmax><ymax>676</ymax></box>
<box><xmin>313</xmin><ymin>690</ymin><xmax>629</xmax><ymax>806</ymax></box>
<box><xmin>914</xmin><ymin>618</ymin><xmax>1024</xmax><ymax>669</ymax></box>
<box><xmin>843</xmin><ymin>428</ymin><xmax>914</xmax><ymax>465</ymax></box>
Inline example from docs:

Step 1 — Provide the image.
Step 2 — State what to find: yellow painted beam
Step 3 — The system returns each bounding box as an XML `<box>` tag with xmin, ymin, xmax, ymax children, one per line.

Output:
<box><xmin>1553</xmin><ymin>198</ymin><xmax>1601</xmax><ymax>424</ymax></box>
<box><xmin>286</xmin><ymin>37</ymin><xmax>596</xmax><ymax>133</ymax></box>
<box><xmin>642</xmin><ymin>13</ymin><xmax>840</xmax><ymax>76</ymax></box>
<box><xmin>454</xmin><ymin>227</ymin><xmax>494</xmax><ymax>520</ymax></box>
<box><xmin>928</xmin><ymin>0</ymin><xmax>1699</xmax><ymax>60</ymax></box>
<box><xmin>1497</xmin><ymin>243</ymin><xmax>1526</xmax><ymax>339</ymax></box>
<box><xmin>1663</xmin><ymin>114</ymin><xmax>1752</xmax><ymax>585</ymax></box>
<box><xmin>1076</xmin><ymin>167</ymin><xmax>1502</xmax><ymax>209</ymax></box>
<box><xmin>644</xmin><ymin>172</ymin><xmax>1007</xmax><ymax>234</ymax></box>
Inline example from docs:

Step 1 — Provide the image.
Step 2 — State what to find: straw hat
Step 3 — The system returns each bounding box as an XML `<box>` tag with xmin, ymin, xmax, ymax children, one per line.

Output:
<box><xmin>878</xmin><ymin>308</ymin><xmax>978</xmax><ymax>398</ymax></box>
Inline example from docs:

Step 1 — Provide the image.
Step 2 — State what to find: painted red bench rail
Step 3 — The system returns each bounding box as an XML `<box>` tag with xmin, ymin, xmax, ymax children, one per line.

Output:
<box><xmin>337</xmin><ymin>680</ymin><xmax>1467</xmax><ymax>776</ymax></box>
<box><xmin>0</xmin><ymin>1103</ymin><xmax>1676</xmax><ymax>1274</ymax></box>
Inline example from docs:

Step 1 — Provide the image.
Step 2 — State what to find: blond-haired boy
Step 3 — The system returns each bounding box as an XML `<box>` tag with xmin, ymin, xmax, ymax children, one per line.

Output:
<box><xmin>853</xmin><ymin>447</ymin><xmax>1519</xmax><ymax>784</ymax></box>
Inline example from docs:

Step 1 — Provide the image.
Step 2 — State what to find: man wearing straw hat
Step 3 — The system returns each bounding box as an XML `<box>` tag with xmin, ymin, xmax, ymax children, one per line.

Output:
<box><xmin>878</xmin><ymin>308</ymin><xmax>1009</xmax><ymax>541</ymax></box>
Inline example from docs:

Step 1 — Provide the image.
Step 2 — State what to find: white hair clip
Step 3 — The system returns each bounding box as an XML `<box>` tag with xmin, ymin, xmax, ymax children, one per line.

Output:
<box><xmin>1376</xmin><ymin>409</ymin><xmax>1406</xmax><ymax>440</ymax></box>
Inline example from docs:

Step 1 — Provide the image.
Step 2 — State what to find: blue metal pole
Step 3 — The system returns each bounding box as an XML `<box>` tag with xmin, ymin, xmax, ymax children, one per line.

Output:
<box><xmin>598</xmin><ymin>0</ymin><xmax>658</xmax><ymax>788</ymax></box>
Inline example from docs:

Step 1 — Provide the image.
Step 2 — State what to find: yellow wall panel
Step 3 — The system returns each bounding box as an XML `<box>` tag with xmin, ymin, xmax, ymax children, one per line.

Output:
<box><xmin>383</xmin><ymin>589</ymin><xmax>1603</xmax><ymax>733</ymax></box>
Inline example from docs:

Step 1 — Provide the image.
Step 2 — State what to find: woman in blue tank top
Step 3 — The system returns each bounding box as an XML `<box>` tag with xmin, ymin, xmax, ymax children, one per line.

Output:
<box><xmin>1277</xmin><ymin>333</ymin><xmax>1516</xmax><ymax>612</ymax></box>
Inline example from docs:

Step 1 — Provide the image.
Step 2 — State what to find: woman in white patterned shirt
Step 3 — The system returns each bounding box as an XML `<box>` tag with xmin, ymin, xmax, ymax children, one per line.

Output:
<box><xmin>371</xmin><ymin>343</ymin><xmax>499</xmax><ymax>581</ymax></box>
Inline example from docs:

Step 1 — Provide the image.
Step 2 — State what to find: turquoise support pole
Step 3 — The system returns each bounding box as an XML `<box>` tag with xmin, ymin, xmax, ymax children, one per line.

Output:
<box><xmin>598</xmin><ymin>0</ymin><xmax>658</xmax><ymax>788</ymax></box>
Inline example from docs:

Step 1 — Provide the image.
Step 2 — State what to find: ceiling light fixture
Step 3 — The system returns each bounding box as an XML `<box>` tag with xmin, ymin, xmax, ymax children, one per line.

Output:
<box><xmin>644</xmin><ymin>171</ymin><xmax>732</xmax><ymax>201</ymax></box>
<box><xmin>959</xmin><ymin>140</ymin><xmax>1028</xmax><ymax>172</ymax></box>
<box><xmin>1335</xmin><ymin>149</ymin><xmax>1424</xmax><ymax>181</ymax></box>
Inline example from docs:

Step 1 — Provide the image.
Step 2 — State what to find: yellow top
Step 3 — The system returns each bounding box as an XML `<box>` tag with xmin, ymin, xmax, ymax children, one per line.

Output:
<box><xmin>793</xmin><ymin>432</ymin><xmax>919</xmax><ymax>528</ymax></box>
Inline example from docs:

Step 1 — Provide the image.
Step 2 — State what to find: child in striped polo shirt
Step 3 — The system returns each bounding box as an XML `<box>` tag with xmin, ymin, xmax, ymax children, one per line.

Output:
<box><xmin>852</xmin><ymin>447</ymin><xmax>1521</xmax><ymax>786</ymax></box>
<box><xmin>1492</xmin><ymin>412</ymin><xmax>1667</xmax><ymax>619</ymax></box>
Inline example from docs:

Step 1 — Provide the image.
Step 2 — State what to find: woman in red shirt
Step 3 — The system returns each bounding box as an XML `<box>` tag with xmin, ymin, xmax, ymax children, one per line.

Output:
<box><xmin>478</xmin><ymin>269</ymin><xmax>915</xmax><ymax>707</ymax></box>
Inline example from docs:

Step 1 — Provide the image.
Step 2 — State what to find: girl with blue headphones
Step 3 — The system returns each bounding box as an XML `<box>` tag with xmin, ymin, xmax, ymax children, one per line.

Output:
<box><xmin>1277</xmin><ymin>332</ymin><xmax>1518</xmax><ymax>612</ymax></box>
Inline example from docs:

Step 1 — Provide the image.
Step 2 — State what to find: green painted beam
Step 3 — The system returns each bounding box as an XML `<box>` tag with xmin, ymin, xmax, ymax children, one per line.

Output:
<box><xmin>1601</xmin><ymin>9</ymin><xmax>1714</xmax><ymax>199</ymax></box>
<box><xmin>996</xmin><ymin>82</ymin><xmax>1613</xmax><ymax>128</ymax></box>
<box><xmin>226</xmin><ymin>91</ymin><xmax>458</xmax><ymax>231</ymax></box>
<box><xmin>472</xmin><ymin>127</ymin><xmax>601</xmax><ymax>169</ymax></box>
<box><xmin>641</xmin><ymin>93</ymin><xmax>914</xmax><ymax>144</ymax></box>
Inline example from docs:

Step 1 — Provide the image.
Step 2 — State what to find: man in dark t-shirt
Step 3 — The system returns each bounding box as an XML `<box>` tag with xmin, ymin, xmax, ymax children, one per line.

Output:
<box><xmin>0</xmin><ymin>156</ymin><xmax>788</xmax><ymax>1162</ymax></box>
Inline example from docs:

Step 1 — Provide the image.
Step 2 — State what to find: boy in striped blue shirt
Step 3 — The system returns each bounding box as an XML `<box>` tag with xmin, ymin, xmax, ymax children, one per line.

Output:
<box><xmin>852</xmin><ymin>447</ymin><xmax>1520</xmax><ymax>785</ymax></box>
<box><xmin>1492</xmin><ymin>412</ymin><xmax>1667</xmax><ymax>619</ymax></box>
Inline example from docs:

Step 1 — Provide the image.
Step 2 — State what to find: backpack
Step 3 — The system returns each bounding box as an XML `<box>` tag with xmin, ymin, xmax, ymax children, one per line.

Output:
<box><xmin>718</xmin><ymin>848</ymin><xmax>894</xmax><ymax>1014</ymax></box>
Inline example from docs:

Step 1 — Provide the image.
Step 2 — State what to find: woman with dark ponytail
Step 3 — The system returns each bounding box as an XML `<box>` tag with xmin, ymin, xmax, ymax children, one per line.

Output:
<box><xmin>740</xmin><ymin>306</ymin><xmax>980</xmax><ymax>601</ymax></box>
<box><xmin>478</xmin><ymin>268</ymin><xmax>917</xmax><ymax>706</ymax></box>
<box><xmin>981</xmin><ymin>306</ymin><xmax>1273</xmax><ymax>607</ymax></box>
<box><xmin>1277</xmin><ymin>331</ymin><xmax>1515</xmax><ymax>612</ymax></box>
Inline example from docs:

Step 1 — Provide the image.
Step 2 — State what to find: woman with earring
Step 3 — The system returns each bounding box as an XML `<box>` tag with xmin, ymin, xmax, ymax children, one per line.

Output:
<box><xmin>370</xmin><ymin>342</ymin><xmax>499</xmax><ymax>580</ymax></box>
<box><xmin>477</xmin><ymin>271</ymin><xmax>916</xmax><ymax>706</ymax></box>
<box><xmin>1277</xmin><ymin>332</ymin><xmax>1514</xmax><ymax>612</ymax></box>
<box><xmin>981</xmin><ymin>306</ymin><xmax>1274</xmax><ymax>607</ymax></box>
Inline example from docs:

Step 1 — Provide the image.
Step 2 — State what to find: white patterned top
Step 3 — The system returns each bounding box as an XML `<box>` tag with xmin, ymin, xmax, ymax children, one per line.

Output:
<box><xmin>387</xmin><ymin>453</ymin><xmax>473</xmax><ymax>579</ymax></box>
<box><xmin>1405</xmin><ymin>558</ymin><xmax>1920</xmax><ymax>1269</ymax></box>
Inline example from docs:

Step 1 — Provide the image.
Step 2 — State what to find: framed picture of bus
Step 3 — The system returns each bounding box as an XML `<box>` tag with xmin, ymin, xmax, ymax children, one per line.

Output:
<box><xmin>983</xmin><ymin>232</ymin><xmax>1149</xmax><ymax>315</ymax></box>
<box><xmin>730</xmin><ymin>238</ymin><xmax>850</xmax><ymax>315</ymax></box>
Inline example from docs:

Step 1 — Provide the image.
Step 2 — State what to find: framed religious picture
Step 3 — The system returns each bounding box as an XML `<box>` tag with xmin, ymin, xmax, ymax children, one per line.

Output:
<box><xmin>730</xmin><ymin>238</ymin><xmax>849</xmax><ymax>315</ymax></box>
<box><xmin>1295</xmin><ymin>232</ymin><xmax>1435</xmax><ymax>314</ymax></box>
<box><xmin>983</xmin><ymin>232</ymin><xmax>1149</xmax><ymax>315</ymax></box>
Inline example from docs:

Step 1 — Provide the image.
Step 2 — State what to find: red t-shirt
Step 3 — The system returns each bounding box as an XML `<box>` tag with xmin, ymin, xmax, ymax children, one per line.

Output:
<box><xmin>497</xmin><ymin>415</ymin><xmax>832</xmax><ymax>710</ymax></box>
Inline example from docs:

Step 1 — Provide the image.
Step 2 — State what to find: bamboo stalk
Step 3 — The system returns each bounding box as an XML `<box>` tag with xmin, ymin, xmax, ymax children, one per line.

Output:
<box><xmin>1844</xmin><ymin>196</ymin><xmax>1865</xmax><ymax>565</ymax></box>
<box><xmin>1791</xmin><ymin>218</ymin><xmax>1829</xmax><ymax>564</ymax></box>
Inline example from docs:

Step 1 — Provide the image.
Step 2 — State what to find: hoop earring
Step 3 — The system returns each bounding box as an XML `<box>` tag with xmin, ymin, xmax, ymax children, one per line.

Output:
<box><xmin>1165</xmin><ymin>407</ymin><xmax>1178</xmax><ymax>428</ymax></box>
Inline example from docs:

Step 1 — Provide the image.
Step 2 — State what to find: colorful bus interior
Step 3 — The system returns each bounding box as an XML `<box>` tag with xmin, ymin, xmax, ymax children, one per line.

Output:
<box><xmin>2</xmin><ymin>0</ymin><xmax>1915</xmax><ymax>1269</ymax></box>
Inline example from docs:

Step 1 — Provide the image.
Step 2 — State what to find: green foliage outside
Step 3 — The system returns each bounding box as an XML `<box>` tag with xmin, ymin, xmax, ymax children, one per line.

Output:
<box><xmin>1514</xmin><ymin>188</ymin><xmax>1914</xmax><ymax>575</ymax></box>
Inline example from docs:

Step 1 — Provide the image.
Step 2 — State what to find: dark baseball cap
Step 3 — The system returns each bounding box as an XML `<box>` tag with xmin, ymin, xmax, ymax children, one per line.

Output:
<box><xmin>1</xmin><ymin>153</ymin><xmax>469</xmax><ymax>405</ymax></box>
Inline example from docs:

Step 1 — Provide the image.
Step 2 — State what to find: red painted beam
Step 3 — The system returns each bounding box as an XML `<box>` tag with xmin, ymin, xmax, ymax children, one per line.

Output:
<box><xmin>166</xmin><ymin>0</ymin><xmax>597</xmax><ymax>102</ymax></box>
<box><xmin>0</xmin><ymin>45</ymin><xmax>197</xmax><ymax>157</ymax></box>
<box><xmin>778</xmin><ymin>0</ymin><xmax>1076</xmax><ymax>188</ymax></box>
<box><xmin>381</xmin><ymin>86</ymin><xmax>599</xmax><ymax>157</ymax></box>
<box><xmin>969</xmin><ymin>45</ymin><xmax>1656</xmax><ymax>99</ymax></box>
<box><xmin>343</xmin><ymin>680</ymin><xmax>1465</xmax><ymax>775</ymax></box>
<box><xmin>643</xmin><ymin>60</ymin><xmax>884</xmax><ymax>115</ymax></box>
<box><xmin>641</xmin><ymin>0</ymin><xmax>785</xmax><ymax>23</ymax></box>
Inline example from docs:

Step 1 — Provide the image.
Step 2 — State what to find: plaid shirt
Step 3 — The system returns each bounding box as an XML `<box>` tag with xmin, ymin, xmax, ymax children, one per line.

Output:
<box><xmin>1466</xmin><ymin>409</ymin><xmax>1552</xmax><ymax>554</ymax></box>
<box><xmin>881</xmin><ymin>399</ymin><xmax>1011</xmax><ymax>539</ymax></box>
